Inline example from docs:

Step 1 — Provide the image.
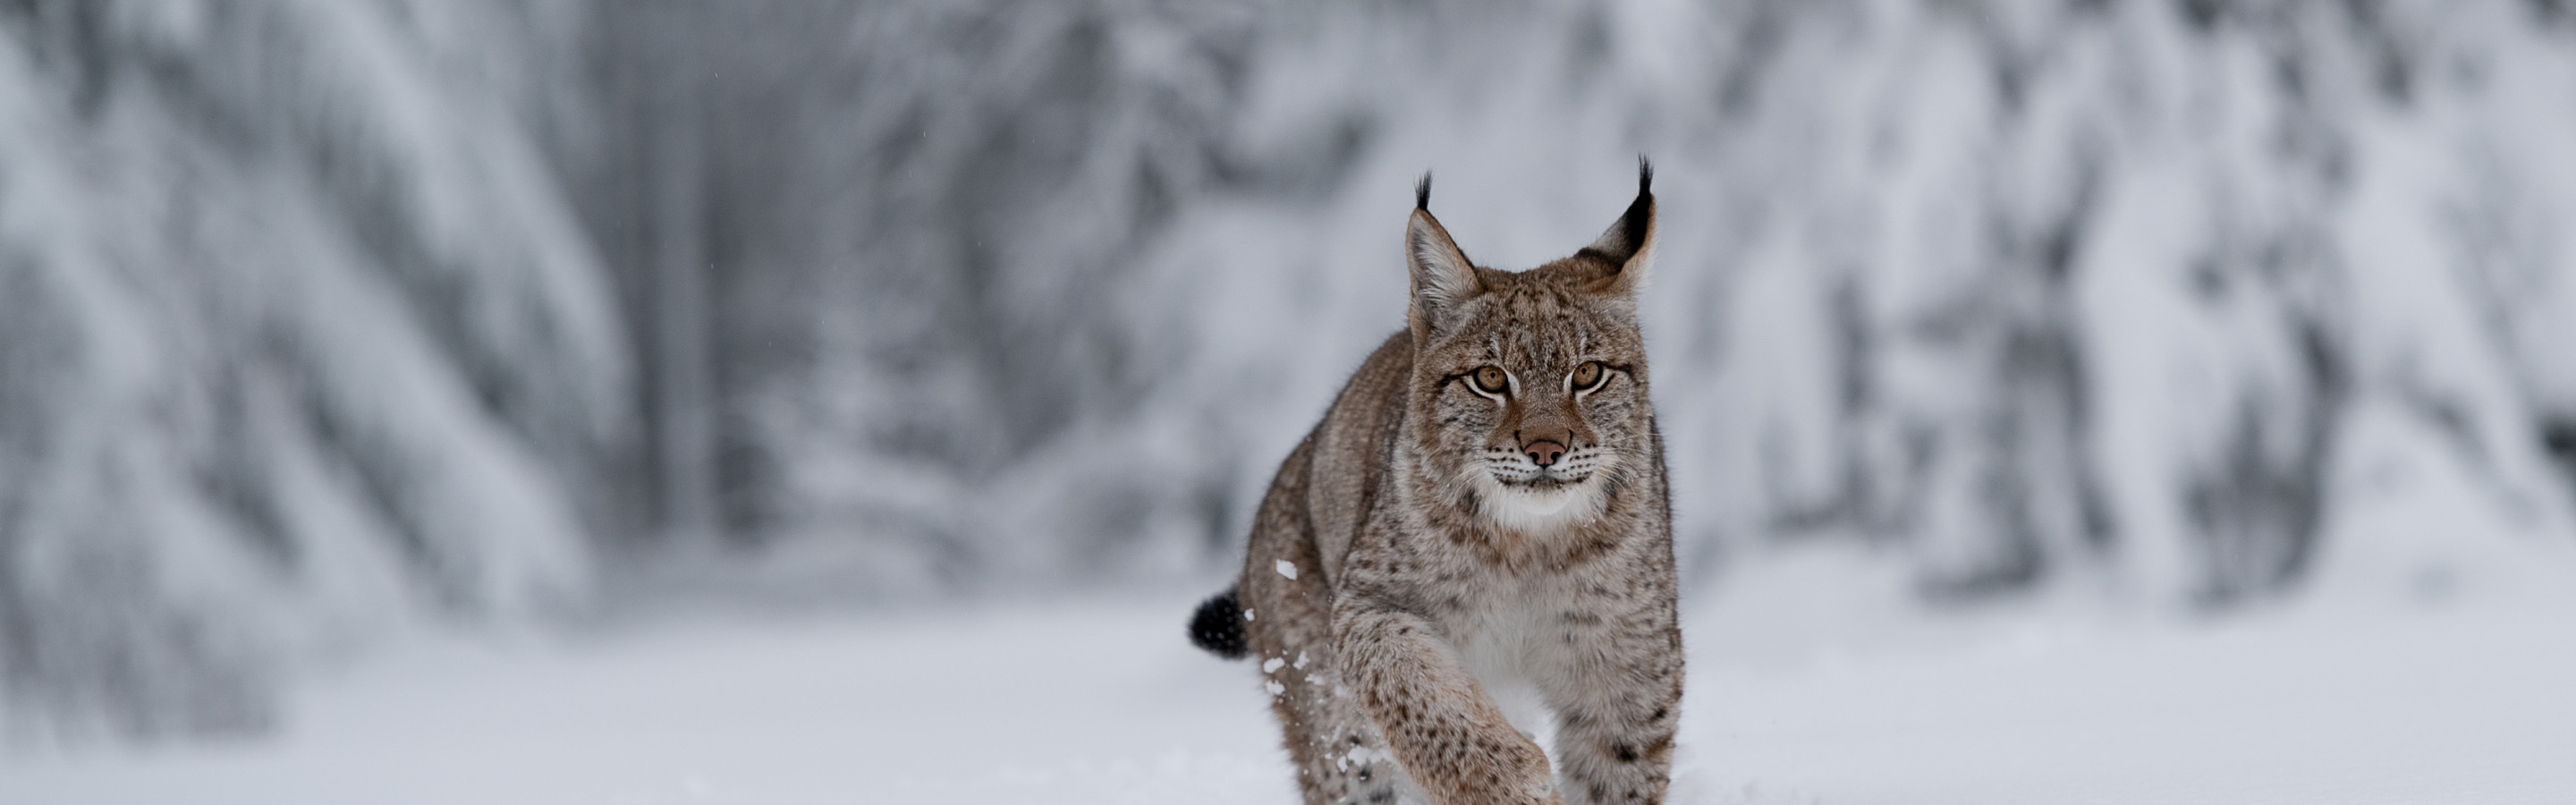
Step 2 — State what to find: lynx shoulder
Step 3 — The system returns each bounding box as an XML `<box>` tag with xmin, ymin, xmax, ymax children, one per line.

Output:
<box><xmin>1191</xmin><ymin>162</ymin><xmax>1681</xmax><ymax>805</ymax></box>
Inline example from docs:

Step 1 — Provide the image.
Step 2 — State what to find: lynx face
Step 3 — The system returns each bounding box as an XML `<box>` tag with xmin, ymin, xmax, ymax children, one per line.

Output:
<box><xmin>1403</xmin><ymin>172</ymin><xmax>1657</xmax><ymax>537</ymax></box>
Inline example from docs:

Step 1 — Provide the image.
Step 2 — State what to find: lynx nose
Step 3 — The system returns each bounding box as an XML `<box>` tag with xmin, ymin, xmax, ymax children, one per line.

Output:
<box><xmin>1526</xmin><ymin>440</ymin><xmax>1566</xmax><ymax>468</ymax></box>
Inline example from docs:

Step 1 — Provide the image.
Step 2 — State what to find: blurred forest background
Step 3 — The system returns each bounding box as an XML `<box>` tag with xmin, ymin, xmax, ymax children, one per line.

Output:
<box><xmin>5</xmin><ymin>0</ymin><xmax>2576</xmax><ymax>743</ymax></box>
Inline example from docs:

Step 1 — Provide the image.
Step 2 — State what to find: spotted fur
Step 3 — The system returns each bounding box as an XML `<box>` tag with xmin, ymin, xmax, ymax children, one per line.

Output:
<box><xmin>1198</xmin><ymin>162</ymin><xmax>1681</xmax><ymax>805</ymax></box>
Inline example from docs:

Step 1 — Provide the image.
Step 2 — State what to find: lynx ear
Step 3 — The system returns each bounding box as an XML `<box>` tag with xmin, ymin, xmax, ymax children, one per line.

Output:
<box><xmin>1579</xmin><ymin>158</ymin><xmax>1657</xmax><ymax>297</ymax></box>
<box><xmin>1407</xmin><ymin>174</ymin><xmax>1481</xmax><ymax>335</ymax></box>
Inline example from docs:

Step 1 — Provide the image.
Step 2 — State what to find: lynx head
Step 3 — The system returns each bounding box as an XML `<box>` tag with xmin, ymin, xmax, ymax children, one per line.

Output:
<box><xmin>1405</xmin><ymin>162</ymin><xmax>1658</xmax><ymax>537</ymax></box>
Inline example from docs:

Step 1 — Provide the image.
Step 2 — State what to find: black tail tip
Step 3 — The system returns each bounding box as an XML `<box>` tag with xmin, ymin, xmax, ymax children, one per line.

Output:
<box><xmin>1189</xmin><ymin>587</ymin><xmax>1249</xmax><ymax>660</ymax></box>
<box><xmin>1415</xmin><ymin>172</ymin><xmax>1433</xmax><ymax>211</ymax></box>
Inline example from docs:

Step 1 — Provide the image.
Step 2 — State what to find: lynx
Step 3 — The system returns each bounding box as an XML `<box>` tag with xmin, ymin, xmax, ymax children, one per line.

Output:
<box><xmin>1190</xmin><ymin>163</ymin><xmax>1680</xmax><ymax>805</ymax></box>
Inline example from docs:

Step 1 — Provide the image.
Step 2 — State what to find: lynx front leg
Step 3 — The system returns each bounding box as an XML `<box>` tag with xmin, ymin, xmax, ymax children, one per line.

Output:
<box><xmin>1537</xmin><ymin>605</ymin><xmax>1683</xmax><ymax>805</ymax></box>
<box><xmin>1335</xmin><ymin>597</ymin><xmax>1561</xmax><ymax>805</ymax></box>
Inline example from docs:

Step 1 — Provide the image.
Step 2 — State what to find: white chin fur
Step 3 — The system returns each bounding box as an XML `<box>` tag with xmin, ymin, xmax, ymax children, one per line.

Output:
<box><xmin>1474</xmin><ymin>475</ymin><xmax>1605</xmax><ymax>536</ymax></box>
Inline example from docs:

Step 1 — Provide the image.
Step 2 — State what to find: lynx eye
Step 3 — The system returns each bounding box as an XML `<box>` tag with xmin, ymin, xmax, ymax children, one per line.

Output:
<box><xmin>1472</xmin><ymin>366</ymin><xmax>1509</xmax><ymax>394</ymax></box>
<box><xmin>1572</xmin><ymin>360</ymin><xmax>1605</xmax><ymax>392</ymax></box>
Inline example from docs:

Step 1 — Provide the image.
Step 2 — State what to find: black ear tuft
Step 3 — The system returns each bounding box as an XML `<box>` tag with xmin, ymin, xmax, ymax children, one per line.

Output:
<box><xmin>1189</xmin><ymin>587</ymin><xmax>1249</xmax><ymax>660</ymax></box>
<box><xmin>1415</xmin><ymin>172</ymin><xmax>1433</xmax><ymax>211</ymax></box>
<box><xmin>1580</xmin><ymin>157</ymin><xmax>1657</xmax><ymax>266</ymax></box>
<box><xmin>1618</xmin><ymin>157</ymin><xmax>1653</xmax><ymax>255</ymax></box>
<box><xmin>1575</xmin><ymin>158</ymin><xmax>1658</xmax><ymax>294</ymax></box>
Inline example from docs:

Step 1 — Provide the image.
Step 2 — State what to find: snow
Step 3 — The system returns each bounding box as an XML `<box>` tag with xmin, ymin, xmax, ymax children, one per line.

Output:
<box><xmin>1685</xmin><ymin>590</ymin><xmax>2576</xmax><ymax>804</ymax></box>
<box><xmin>11</xmin><ymin>538</ymin><xmax>2574</xmax><ymax>804</ymax></box>
<box><xmin>0</xmin><ymin>600</ymin><xmax>1290</xmax><ymax>805</ymax></box>
<box><xmin>21</xmin><ymin>183</ymin><xmax>2553</xmax><ymax>801</ymax></box>
<box><xmin>16</xmin><ymin>392</ymin><xmax>2566</xmax><ymax>801</ymax></box>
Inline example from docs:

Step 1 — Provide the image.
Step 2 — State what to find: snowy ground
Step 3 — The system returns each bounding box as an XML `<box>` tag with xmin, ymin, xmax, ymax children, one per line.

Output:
<box><xmin>8</xmin><ymin>547</ymin><xmax>2574</xmax><ymax>805</ymax></box>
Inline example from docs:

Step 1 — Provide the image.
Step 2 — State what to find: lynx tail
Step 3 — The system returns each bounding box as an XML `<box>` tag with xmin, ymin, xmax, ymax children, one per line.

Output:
<box><xmin>1188</xmin><ymin>587</ymin><xmax>1249</xmax><ymax>659</ymax></box>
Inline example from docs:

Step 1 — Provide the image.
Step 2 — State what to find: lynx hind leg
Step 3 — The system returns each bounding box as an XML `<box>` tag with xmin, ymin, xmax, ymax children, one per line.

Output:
<box><xmin>1244</xmin><ymin>548</ymin><xmax>1413</xmax><ymax>803</ymax></box>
